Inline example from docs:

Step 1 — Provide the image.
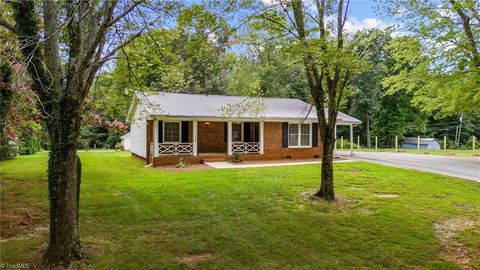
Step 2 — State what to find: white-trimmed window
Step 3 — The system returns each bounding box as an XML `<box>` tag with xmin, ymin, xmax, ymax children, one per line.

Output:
<box><xmin>232</xmin><ymin>123</ymin><xmax>243</xmax><ymax>142</ymax></box>
<box><xmin>288</xmin><ymin>124</ymin><xmax>299</xmax><ymax>146</ymax></box>
<box><xmin>300</xmin><ymin>124</ymin><xmax>310</xmax><ymax>146</ymax></box>
<box><xmin>164</xmin><ymin>122</ymin><xmax>180</xmax><ymax>142</ymax></box>
<box><xmin>288</xmin><ymin>123</ymin><xmax>311</xmax><ymax>147</ymax></box>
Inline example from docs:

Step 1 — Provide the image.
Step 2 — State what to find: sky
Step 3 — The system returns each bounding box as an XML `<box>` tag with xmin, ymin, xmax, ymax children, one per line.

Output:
<box><xmin>344</xmin><ymin>0</ymin><xmax>395</xmax><ymax>32</ymax></box>
<box><xmin>348</xmin><ymin>0</ymin><xmax>380</xmax><ymax>19</ymax></box>
<box><xmin>256</xmin><ymin>0</ymin><xmax>398</xmax><ymax>33</ymax></box>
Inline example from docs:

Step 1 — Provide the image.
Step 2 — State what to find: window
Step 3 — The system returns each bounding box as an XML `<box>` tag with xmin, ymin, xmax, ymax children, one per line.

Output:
<box><xmin>288</xmin><ymin>124</ymin><xmax>298</xmax><ymax>146</ymax></box>
<box><xmin>300</xmin><ymin>124</ymin><xmax>310</xmax><ymax>146</ymax></box>
<box><xmin>232</xmin><ymin>123</ymin><xmax>242</xmax><ymax>142</ymax></box>
<box><xmin>288</xmin><ymin>123</ymin><xmax>311</xmax><ymax>147</ymax></box>
<box><xmin>164</xmin><ymin>122</ymin><xmax>180</xmax><ymax>142</ymax></box>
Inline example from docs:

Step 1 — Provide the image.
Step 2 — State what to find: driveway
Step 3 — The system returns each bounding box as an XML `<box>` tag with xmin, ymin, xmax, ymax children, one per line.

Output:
<box><xmin>336</xmin><ymin>151</ymin><xmax>480</xmax><ymax>182</ymax></box>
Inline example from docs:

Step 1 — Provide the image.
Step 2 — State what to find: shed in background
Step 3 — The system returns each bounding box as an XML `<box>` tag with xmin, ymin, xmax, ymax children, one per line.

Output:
<box><xmin>402</xmin><ymin>137</ymin><xmax>441</xmax><ymax>150</ymax></box>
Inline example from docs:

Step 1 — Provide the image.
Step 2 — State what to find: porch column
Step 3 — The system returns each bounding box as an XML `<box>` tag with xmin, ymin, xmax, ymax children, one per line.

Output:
<box><xmin>350</xmin><ymin>123</ymin><xmax>353</xmax><ymax>155</ymax></box>
<box><xmin>153</xmin><ymin>120</ymin><xmax>159</xmax><ymax>157</ymax></box>
<box><xmin>193</xmin><ymin>120</ymin><xmax>198</xmax><ymax>156</ymax></box>
<box><xmin>259</xmin><ymin>121</ymin><xmax>264</xmax><ymax>154</ymax></box>
<box><xmin>227</xmin><ymin>121</ymin><xmax>232</xmax><ymax>155</ymax></box>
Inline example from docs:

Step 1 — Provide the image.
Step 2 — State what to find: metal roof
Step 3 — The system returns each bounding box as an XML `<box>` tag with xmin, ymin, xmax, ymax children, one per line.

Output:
<box><xmin>402</xmin><ymin>137</ymin><xmax>440</xmax><ymax>145</ymax></box>
<box><xmin>134</xmin><ymin>91</ymin><xmax>362</xmax><ymax>124</ymax></box>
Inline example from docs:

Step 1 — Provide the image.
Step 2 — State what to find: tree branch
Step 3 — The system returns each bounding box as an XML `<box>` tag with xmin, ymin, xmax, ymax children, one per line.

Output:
<box><xmin>259</xmin><ymin>12</ymin><xmax>298</xmax><ymax>38</ymax></box>
<box><xmin>449</xmin><ymin>0</ymin><xmax>480</xmax><ymax>68</ymax></box>
<box><xmin>94</xmin><ymin>25</ymin><xmax>148</xmax><ymax>66</ymax></box>
<box><xmin>0</xmin><ymin>16</ymin><xmax>19</xmax><ymax>35</ymax></box>
<box><xmin>106</xmin><ymin>0</ymin><xmax>146</xmax><ymax>27</ymax></box>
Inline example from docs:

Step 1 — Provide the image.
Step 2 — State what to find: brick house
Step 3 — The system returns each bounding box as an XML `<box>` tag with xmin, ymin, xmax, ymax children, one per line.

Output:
<box><xmin>127</xmin><ymin>92</ymin><xmax>361</xmax><ymax>166</ymax></box>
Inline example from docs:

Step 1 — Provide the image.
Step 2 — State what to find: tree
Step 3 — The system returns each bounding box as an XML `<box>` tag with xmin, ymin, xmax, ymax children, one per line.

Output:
<box><xmin>1</xmin><ymin>0</ymin><xmax>169</xmax><ymax>266</ymax></box>
<box><xmin>110</xmin><ymin>4</ymin><xmax>234</xmax><ymax>95</ymax></box>
<box><xmin>348</xmin><ymin>30</ymin><xmax>391</xmax><ymax>148</ymax></box>
<box><xmin>382</xmin><ymin>0</ymin><xmax>480</xmax><ymax>116</ymax></box>
<box><xmin>272</xmin><ymin>0</ymin><xmax>374</xmax><ymax>200</ymax></box>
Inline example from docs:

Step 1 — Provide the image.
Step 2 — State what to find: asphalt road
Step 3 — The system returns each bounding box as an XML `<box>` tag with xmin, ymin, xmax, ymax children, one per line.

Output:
<box><xmin>336</xmin><ymin>151</ymin><xmax>480</xmax><ymax>182</ymax></box>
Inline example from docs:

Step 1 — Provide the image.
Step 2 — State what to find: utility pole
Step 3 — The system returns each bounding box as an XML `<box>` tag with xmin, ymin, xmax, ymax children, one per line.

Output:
<box><xmin>395</xmin><ymin>136</ymin><xmax>398</xmax><ymax>152</ymax></box>
<box><xmin>455</xmin><ymin>113</ymin><xmax>464</xmax><ymax>146</ymax></box>
<box><xmin>473</xmin><ymin>136</ymin><xmax>476</xmax><ymax>152</ymax></box>
<box><xmin>458</xmin><ymin>113</ymin><xmax>463</xmax><ymax>146</ymax></box>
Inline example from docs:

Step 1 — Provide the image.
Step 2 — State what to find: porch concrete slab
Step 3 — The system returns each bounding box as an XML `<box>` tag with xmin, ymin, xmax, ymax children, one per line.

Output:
<box><xmin>204</xmin><ymin>159</ymin><xmax>354</xmax><ymax>169</ymax></box>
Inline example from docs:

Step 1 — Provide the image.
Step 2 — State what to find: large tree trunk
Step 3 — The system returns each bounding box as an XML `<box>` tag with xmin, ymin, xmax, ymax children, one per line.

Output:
<box><xmin>8</xmin><ymin>0</ymin><xmax>143</xmax><ymax>266</ymax></box>
<box><xmin>45</xmin><ymin>144</ymin><xmax>82</xmax><ymax>265</ymax></box>
<box><xmin>316</xmin><ymin>124</ymin><xmax>336</xmax><ymax>200</ymax></box>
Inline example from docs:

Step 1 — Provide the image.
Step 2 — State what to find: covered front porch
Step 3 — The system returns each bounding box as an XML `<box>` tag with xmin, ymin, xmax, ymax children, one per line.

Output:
<box><xmin>149</xmin><ymin>119</ymin><xmax>265</xmax><ymax>160</ymax></box>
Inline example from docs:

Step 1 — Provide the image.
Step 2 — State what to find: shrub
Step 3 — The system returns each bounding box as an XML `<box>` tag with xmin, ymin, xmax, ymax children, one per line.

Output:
<box><xmin>232</xmin><ymin>152</ymin><xmax>243</xmax><ymax>163</ymax></box>
<box><xmin>176</xmin><ymin>158</ymin><xmax>188</xmax><ymax>168</ymax></box>
<box><xmin>18</xmin><ymin>136</ymin><xmax>41</xmax><ymax>155</ymax></box>
<box><xmin>0</xmin><ymin>143</ymin><xmax>18</xmax><ymax>161</ymax></box>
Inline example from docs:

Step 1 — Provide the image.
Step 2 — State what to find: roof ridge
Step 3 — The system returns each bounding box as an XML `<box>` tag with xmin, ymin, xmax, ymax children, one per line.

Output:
<box><xmin>147</xmin><ymin>91</ymin><xmax>306</xmax><ymax>102</ymax></box>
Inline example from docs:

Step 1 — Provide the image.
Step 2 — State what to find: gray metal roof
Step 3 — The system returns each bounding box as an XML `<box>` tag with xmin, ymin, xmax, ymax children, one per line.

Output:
<box><xmin>135</xmin><ymin>91</ymin><xmax>361</xmax><ymax>124</ymax></box>
<box><xmin>403</xmin><ymin>137</ymin><xmax>440</xmax><ymax>145</ymax></box>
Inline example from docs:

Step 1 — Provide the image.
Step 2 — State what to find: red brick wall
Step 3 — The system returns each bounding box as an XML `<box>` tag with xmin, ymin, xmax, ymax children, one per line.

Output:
<box><xmin>263</xmin><ymin>122</ymin><xmax>322</xmax><ymax>159</ymax></box>
<box><xmin>197</xmin><ymin>121</ymin><xmax>227</xmax><ymax>153</ymax></box>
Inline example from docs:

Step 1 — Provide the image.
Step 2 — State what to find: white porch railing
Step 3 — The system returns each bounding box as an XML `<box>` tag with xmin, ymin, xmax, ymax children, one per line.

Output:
<box><xmin>158</xmin><ymin>143</ymin><xmax>193</xmax><ymax>156</ymax></box>
<box><xmin>232</xmin><ymin>142</ymin><xmax>260</xmax><ymax>154</ymax></box>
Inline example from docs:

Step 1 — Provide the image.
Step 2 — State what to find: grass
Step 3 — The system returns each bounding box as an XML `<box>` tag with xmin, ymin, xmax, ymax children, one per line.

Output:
<box><xmin>340</xmin><ymin>148</ymin><xmax>478</xmax><ymax>157</ymax></box>
<box><xmin>1</xmin><ymin>151</ymin><xmax>479</xmax><ymax>269</ymax></box>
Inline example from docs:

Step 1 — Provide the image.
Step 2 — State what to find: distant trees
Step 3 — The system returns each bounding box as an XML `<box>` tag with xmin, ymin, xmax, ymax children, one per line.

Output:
<box><xmin>344</xmin><ymin>0</ymin><xmax>480</xmax><ymax>148</ymax></box>
<box><xmin>109</xmin><ymin>4</ymin><xmax>233</xmax><ymax>93</ymax></box>
<box><xmin>382</xmin><ymin>0</ymin><xmax>480</xmax><ymax>116</ymax></box>
<box><xmin>93</xmin><ymin>2</ymin><xmax>311</xmax><ymax>121</ymax></box>
<box><xmin>348</xmin><ymin>30</ymin><xmax>390</xmax><ymax>148</ymax></box>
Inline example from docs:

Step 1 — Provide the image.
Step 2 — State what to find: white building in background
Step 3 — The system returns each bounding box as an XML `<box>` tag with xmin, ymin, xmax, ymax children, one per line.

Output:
<box><xmin>121</xmin><ymin>132</ymin><xmax>131</xmax><ymax>150</ymax></box>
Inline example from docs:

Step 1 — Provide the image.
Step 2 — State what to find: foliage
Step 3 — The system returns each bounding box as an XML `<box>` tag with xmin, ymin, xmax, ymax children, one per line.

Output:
<box><xmin>372</xmin><ymin>90</ymin><xmax>427</xmax><ymax>148</ymax></box>
<box><xmin>232</xmin><ymin>152</ymin><xmax>243</xmax><ymax>163</ymax></box>
<box><xmin>175</xmin><ymin>157</ymin><xmax>188</xmax><ymax>168</ymax></box>
<box><xmin>347</xmin><ymin>30</ymin><xmax>392</xmax><ymax>147</ymax></box>
<box><xmin>111</xmin><ymin>4</ymin><xmax>234</xmax><ymax>94</ymax></box>
<box><xmin>0</xmin><ymin>30</ymin><xmax>43</xmax><ymax>159</ymax></box>
<box><xmin>381</xmin><ymin>0</ymin><xmax>480</xmax><ymax>116</ymax></box>
<box><xmin>79</xmin><ymin>114</ymin><xmax>128</xmax><ymax>150</ymax></box>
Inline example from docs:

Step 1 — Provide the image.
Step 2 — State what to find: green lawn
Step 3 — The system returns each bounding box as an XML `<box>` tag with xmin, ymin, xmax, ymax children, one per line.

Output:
<box><xmin>1</xmin><ymin>152</ymin><xmax>479</xmax><ymax>269</ymax></box>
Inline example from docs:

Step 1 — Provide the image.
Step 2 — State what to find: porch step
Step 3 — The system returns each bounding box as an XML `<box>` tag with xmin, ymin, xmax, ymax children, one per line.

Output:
<box><xmin>202</xmin><ymin>157</ymin><xmax>227</xmax><ymax>163</ymax></box>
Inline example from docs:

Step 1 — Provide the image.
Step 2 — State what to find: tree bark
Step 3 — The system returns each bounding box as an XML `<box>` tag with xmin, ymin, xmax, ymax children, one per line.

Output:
<box><xmin>366</xmin><ymin>115</ymin><xmax>371</xmax><ymax>148</ymax></box>
<box><xmin>316</xmin><ymin>124</ymin><xmax>335</xmax><ymax>200</ymax></box>
<box><xmin>44</xmin><ymin>82</ymin><xmax>85</xmax><ymax>265</ymax></box>
<box><xmin>45</xmin><ymin>144</ymin><xmax>82</xmax><ymax>266</ymax></box>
